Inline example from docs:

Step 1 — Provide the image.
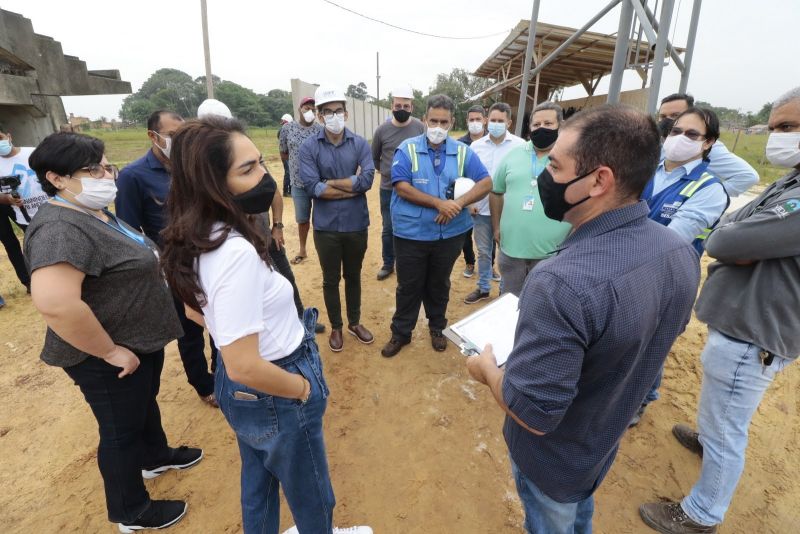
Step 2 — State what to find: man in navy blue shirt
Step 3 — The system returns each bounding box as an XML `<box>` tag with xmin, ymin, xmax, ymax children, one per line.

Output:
<box><xmin>298</xmin><ymin>86</ymin><xmax>375</xmax><ymax>353</ymax></box>
<box><xmin>116</xmin><ymin>110</ymin><xmax>216</xmax><ymax>405</ymax></box>
<box><xmin>467</xmin><ymin>105</ymin><xmax>700</xmax><ymax>533</ymax></box>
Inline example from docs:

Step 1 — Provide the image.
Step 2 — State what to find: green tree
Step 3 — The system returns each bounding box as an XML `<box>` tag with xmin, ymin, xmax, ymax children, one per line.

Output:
<box><xmin>346</xmin><ymin>82</ymin><xmax>368</xmax><ymax>100</ymax></box>
<box><xmin>429</xmin><ymin>68</ymin><xmax>495</xmax><ymax>128</ymax></box>
<box><xmin>120</xmin><ymin>68</ymin><xmax>204</xmax><ymax>124</ymax></box>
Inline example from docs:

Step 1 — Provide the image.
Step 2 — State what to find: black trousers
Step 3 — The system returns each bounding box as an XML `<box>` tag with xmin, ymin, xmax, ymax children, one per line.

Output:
<box><xmin>461</xmin><ymin>227</ymin><xmax>475</xmax><ymax>266</ymax></box>
<box><xmin>282</xmin><ymin>159</ymin><xmax>292</xmax><ymax>196</ymax></box>
<box><xmin>391</xmin><ymin>233</ymin><xmax>465</xmax><ymax>341</ymax></box>
<box><xmin>0</xmin><ymin>205</ymin><xmax>30</xmax><ymax>287</ymax></box>
<box><xmin>64</xmin><ymin>350</ymin><xmax>171</xmax><ymax>523</ymax></box>
<box><xmin>174</xmin><ymin>296</ymin><xmax>214</xmax><ymax>397</ymax></box>
<box><xmin>313</xmin><ymin>229</ymin><xmax>368</xmax><ymax>330</ymax></box>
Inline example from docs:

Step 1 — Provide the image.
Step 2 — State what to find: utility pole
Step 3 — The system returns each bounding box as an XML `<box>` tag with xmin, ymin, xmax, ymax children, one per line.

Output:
<box><xmin>200</xmin><ymin>0</ymin><xmax>214</xmax><ymax>99</ymax></box>
<box><xmin>376</xmin><ymin>52</ymin><xmax>381</xmax><ymax>102</ymax></box>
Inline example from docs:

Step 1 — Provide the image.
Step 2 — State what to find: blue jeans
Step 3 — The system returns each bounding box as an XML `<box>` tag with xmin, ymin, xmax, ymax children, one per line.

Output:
<box><xmin>215</xmin><ymin>309</ymin><xmax>335</xmax><ymax>534</ymax></box>
<box><xmin>379</xmin><ymin>188</ymin><xmax>394</xmax><ymax>269</ymax></box>
<box><xmin>291</xmin><ymin>185</ymin><xmax>312</xmax><ymax>224</ymax></box>
<box><xmin>473</xmin><ymin>214</ymin><xmax>493</xmax><ymax>293</ymax></box>
<box><xmin>511</xmin><ymin>459</ymin><xmax>594</xmax><ymax>534</ymax></box>
<box><xmin>681</xmin><ymin>328</ymin><xmax>791</xmax><ymax>526</ymax></box>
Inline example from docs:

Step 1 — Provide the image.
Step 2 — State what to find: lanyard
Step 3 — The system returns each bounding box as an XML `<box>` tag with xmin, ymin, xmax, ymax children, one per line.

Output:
<box><xmin>530</xmin><ymin>151</ymin><xmax>546</xmax><ymax>192</ymax></box>
<box><xmin>54</xmin><ymin>195</ymin><xmax>147</xmax><ymax>247</ymax></box>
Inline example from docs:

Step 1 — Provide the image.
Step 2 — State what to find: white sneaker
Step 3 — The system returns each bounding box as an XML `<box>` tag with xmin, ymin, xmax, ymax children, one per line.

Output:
<box><xmin>282</xmin><ymin>526</ymin><xmax>373</xmax><ymax>534</ymax></box>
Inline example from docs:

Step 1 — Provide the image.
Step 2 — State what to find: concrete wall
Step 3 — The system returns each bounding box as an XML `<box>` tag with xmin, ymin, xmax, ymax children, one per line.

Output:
<box><xmin>290</xmin><ymin>78</ymin><xmax>391</xmax><ymax>142</ymax></box>
<box><xmin>0</xmin><ymin>8</ymin><xmax>131</xmax><ymax>145</ymax></box>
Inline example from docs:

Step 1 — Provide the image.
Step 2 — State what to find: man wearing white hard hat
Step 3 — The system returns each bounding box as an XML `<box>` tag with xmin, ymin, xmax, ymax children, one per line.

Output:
<box><xmin>278</xmin><ymin>113</ymin><xmax>294</xmax><ymax>197</ymax></box>
<box><xmin>381</xmin><ymin>94</ymin><xmax>491</xmax><ymax>357</ymax></box>
<box><xmin>371</xmin><ymin>84</ymin><xmax>425</xmax><ymax>281</ymax></box>
<box><xmin>298</xmin><ymin>85</ymin><xmax>376</xmax><ymax>352</ymax></box>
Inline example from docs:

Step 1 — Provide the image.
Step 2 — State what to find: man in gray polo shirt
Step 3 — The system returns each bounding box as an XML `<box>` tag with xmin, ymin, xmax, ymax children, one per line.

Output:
<box><xmin>372</xmin><ymin>84</ymin><xmax>424</xmax><ymax>280</ymax></box>
<box><xmin>640</xmin><ymin>86</ymin><xmax>800</xmax><ymax>534</ymax></box>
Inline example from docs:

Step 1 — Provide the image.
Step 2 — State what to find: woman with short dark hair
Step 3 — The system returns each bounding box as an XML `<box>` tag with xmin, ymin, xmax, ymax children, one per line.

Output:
<box><xmin>25</xmin><ymin>132</ymin><xmax>202</xmax><ymax>533</ymax></box>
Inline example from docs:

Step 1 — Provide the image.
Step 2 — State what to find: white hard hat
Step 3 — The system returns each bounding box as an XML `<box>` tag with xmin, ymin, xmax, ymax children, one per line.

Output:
<box><xmin>314</xmin><ymin>85</ymin><xmax>347</xmax><ymax>107</ymax></box>
<box><xmin>197</xmin><ymin>98</ymin><xmax>233</xmax><ymax>119</ymax></box>
<box><xmin>453</xmin><ymin>177</ymin><xmax>475</xmax><ymax>200</ymax></box>
<box><xmin>280</xmin><ymin>113</ymin><xmax>293</xmax><ymax>123</ymax></box>
<box><xmin>392</xmin><ymin>84</ymin><xmax>414</xmax><ymax>99</ymax></box>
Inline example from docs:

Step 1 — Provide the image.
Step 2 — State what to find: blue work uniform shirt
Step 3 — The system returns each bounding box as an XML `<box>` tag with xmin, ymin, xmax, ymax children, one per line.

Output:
<box><xmin>115</xmin><ymin>149</ymin><xmax>170</xmax><ymax>246</ymax></box>
<box><xmin>298</xmin><ymin>127</ymin><xmax>375</xmax><ymax>232</ymax></box>
<box><xmin>502</xmin><ymin>201</ymin><xmax>700</xmax><ymax>503</ymax></box>
<box><xmin>390</xmin><ymin>134</ymin><xmax>489</xmax><ymax>241</ymax></box>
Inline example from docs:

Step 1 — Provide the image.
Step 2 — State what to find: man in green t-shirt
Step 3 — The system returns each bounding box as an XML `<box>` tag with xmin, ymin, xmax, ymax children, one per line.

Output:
<box><xmin>489</xmin><ymin>102</ymin><xmax>571</xmax><ymax>296</ymax></box>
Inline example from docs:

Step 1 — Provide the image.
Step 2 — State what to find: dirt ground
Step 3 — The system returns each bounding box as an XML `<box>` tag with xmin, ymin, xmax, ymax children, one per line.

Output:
<box><xmin>2</xmin><ymin>163</ymin><xmax>799</xmax><ymax>533</ymax></box>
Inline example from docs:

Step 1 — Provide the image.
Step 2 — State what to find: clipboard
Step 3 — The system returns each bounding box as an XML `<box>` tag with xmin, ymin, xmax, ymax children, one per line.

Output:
<box><xmin>443</xmin><ymin>293</ymin><xmax>519</xmax><ymax>366</ymax></box>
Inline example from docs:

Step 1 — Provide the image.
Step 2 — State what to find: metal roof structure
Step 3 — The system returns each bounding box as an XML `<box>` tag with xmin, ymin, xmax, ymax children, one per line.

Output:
<box><xmin>469</xmin><ymin>0</ymin><xmax>702</xmax><ymax>137</ymax></box>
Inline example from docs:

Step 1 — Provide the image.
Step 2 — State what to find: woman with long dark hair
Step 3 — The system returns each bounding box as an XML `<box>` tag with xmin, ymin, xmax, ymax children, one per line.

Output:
<box><xmin>24</xmin><ymin>132</ymin><xmax>202</xmax><ymax>532</ymax></box>
<box><xmin>160</xmin><ymin>117</ymin><xmax>370</xmax><ymax>534</ymax></box>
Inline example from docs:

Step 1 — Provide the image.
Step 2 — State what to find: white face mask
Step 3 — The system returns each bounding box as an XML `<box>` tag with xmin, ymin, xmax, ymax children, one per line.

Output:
<box><xmin>154</xmin><ymin>132</ymin><xmax>172</xmax><ymax>159</ymax></box>
<box><xmin>663</xmin><ymin>134</ymin><xmax>704</xmax><ymax>162</ymax></box>
<box><xmin>766</xmin><ymin>132</ymin><xmax>800</xmax><ymax>168</ymax></box>
<box><xmin>426</xmin><ymin>126</ymin><xmax>449</xmax><ymax>145</ymax></box>
<box><xmin>468</xmin><ymin>122</ymin><xmax>484</xmax><ymax>135</ymax></box>
<box><xmin>68</xmin><ymin>177</ymin><xmax>118</xmax><ymax>210</ymax></box>
<box><xmin>302</xmin><ymin>109</ymin><xmax>316</xmax><ymax>124</ymax></box>
<box><xmin>324</xmin><ymin>113</ymin><xmax>345</xmax><ymax>135</ymax></box>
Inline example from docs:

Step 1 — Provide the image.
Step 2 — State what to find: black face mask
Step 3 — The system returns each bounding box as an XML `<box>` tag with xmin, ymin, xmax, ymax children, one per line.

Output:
<box><xmin>232</xmin><ymin>172</ymin><xmax>276</xmax><ymax>214</ymax></box>
<box><xmin>658</xmin><ymin>117</ymin><xmax>675</xmax><ymax>139</ymax></box>
<box><xmin>393</xmin><ymin>109</ymin><xmax>412</xmax><ymax>123</ymax></box>
<box><xmin>537</xmin><ymin>166</ymin><xmax>597</xmax><ymax>222</ymax></box>
<box><xmin>530</xmin><ymin>127</ymin><xmax>559</xmax><ymax>150</ymax></box>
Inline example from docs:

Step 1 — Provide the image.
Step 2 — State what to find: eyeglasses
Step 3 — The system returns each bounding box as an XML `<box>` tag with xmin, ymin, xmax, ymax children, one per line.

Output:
<box><xmin>320</xmin><ymin>109</ymin><xmax>345</xmax><ymax>119</ymax></box>
<box><xmin>74</xmin><ymin>163</ymin><xmax>119</xmax><ymax>179</ymax></box>
<box><xmin>668</xmin><ymin>127</ymin><xmax>706</xmax><ymax>141</ymax></box>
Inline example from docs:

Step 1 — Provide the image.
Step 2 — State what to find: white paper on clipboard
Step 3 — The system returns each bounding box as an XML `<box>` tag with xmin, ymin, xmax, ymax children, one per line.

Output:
<box><xmin>447</xmin><ymin>293</ymin><xmax>519</xmax><ymax>366</ymax></box>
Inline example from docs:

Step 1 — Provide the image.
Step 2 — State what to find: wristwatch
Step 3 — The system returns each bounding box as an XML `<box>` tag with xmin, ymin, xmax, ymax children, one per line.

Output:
<box><xmin>272</xmin><ymin>222</ymin><xmax>284</xmax><ymax>229</ymax></box>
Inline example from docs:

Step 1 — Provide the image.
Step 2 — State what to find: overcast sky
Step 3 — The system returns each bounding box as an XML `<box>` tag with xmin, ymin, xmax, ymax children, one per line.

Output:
<box><xmin>4</xmin><ymin>0</ymin><xmax>798</xmax><ymax>119</ymax></box>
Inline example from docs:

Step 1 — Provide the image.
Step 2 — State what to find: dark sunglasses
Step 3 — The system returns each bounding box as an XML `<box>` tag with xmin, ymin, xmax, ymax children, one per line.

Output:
<box><xmin>668</xmin><ymin>127</ymin><xmax>706</xmax><ymax>141</ymax></box>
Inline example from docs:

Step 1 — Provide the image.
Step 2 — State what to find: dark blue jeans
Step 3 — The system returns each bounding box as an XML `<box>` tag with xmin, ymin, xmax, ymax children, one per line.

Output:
<box><xmin>511</xmin><ymin>459</ymin><xmax>594</xmax><ymax>534</ymax></box>
<box><xmin>379</xmin><ymin>188</ymin><xmax>394</xmax><ymax>269</ymax></box>
<box><xmin>64</xmin><ymin>350</ymin><xmax>171</xmax><ymax>523</ymax></box>
<box><xmin>215</xmin><ymin>309</ymin><xmax>335</xmax><ymax>534</ymax></box>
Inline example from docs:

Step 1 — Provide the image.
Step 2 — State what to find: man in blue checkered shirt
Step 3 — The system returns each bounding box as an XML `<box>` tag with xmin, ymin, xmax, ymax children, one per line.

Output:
<box><xmin>467</xmin><ymin>105</ymin><xmax>700</xmax><ymax>534</ymax></box>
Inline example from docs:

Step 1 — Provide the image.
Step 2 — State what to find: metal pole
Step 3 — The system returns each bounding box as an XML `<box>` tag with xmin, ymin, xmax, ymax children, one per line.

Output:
<box><xmin>376</xmin><ymin>52</ymin><xmax>380</xmax><ymax>102</ymax></box>
<box><xmin>527</xmin><ymin>0</ymin><xmax>622</xmax><ymax>81</ymax></box>
<box><xmin>515</xmin><ymin>0</ymin><xmax>541</xmax><ymax>137</ymax></box>
<box><xmin>200</xmin><ymin>0</ymin><xmax>214</xmax><ymax>99</ymax></box>
<box><xmin>646</xmin><ymin>0</ymin><xmax>674</xmax><ymax>114</ymax></box>
<box><xmin>642</xmin><ymin>1</ymin><xmax>685</xmax><ymax>71</ymax></box>
<box><xmin>533</xmin><ymin>39</ymin><xmax>543</xmax><ymax>105</ymax></box>
<box><xmin>678</xmin><ymin>0</ymin><xmax>702</xmax><ymax>93</ymax></box>
<box><xmin>607</xmin><ymin>0</ymin><xmax>635</xmax><ymax>103</ymax></box>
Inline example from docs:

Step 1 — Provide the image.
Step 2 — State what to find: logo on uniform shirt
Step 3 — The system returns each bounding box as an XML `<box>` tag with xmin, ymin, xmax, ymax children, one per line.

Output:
<box><xmin>773</xmin><ymin>198</ymin><xmax>800</xmax><ymax>219</ymax></box>
<box><xmin>660</xmin><ymin>200</ymin><xmax>683</xmax><ymax>219</ymax></box>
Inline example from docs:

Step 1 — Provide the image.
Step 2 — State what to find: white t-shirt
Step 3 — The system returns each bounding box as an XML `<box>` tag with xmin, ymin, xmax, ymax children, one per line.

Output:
<box><xmin>197</xmin><ymin>228</ymin><xmax>304</xmax><ymax>361</ymax></box>
<box><xmin>0</xmin><ymin>147</ymin><xmax>48</xmax><ymax>225</ymax></box>
<box><xmin>470</xmin><ymin>133</ymin><xmax>526</xmax><ymax>216</ymax></box>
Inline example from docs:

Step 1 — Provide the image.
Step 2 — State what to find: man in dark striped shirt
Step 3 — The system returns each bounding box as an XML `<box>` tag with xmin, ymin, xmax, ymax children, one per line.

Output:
<box><xmin>467</xmin><ymin>105</ymin><xmax>700</xmax><ymax>533</ymax></box>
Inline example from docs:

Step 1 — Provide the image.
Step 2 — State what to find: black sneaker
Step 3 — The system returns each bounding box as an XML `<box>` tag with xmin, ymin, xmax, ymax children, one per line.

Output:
<box><xmin>142</xmin><ymin>446</ymin><xmax>203</xmax><ymax>480</ymax></box>
<box><xmin>118</xmin><ymin>500</ymin><xmax>187</xmax><ymax>533</ymax></box>
<box><xmin>464</xmin><ymin>289</ymin><xmax>490</xmax><ymax>304</ymax></box>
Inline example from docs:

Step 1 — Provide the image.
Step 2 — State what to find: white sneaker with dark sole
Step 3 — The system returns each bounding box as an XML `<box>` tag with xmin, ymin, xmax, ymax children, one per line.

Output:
<box><xmin>283</xmin><ymin>527</ymin><xmax>373</xmax><ymax>534</ymax></box>
<box><xmin>142</xmin><ymin>446</ymin><xmax>203</xmax><ymax>480</ymax></box>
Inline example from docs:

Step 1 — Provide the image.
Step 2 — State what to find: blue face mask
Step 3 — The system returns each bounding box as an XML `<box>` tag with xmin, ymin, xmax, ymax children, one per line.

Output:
<box><xmin>487</xmin><ymin>122</ymin><xmax>507</xmax><ymax>139</ymax></box>
<box><xmin>0</xmin><ymin>140</ymin><xmax>12</xmax><ymax>156</ymax></box>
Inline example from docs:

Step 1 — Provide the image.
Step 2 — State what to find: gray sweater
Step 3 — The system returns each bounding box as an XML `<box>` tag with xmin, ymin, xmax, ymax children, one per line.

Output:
<box><xmin>695</xmin><ymin>170</ymin><xmax>800</xmax><ymax>359</ymax></box>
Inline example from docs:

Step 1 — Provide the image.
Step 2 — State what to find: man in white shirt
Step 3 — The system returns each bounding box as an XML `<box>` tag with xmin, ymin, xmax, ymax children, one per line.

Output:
<box><xmin>464</xmin><ymin>102</ymin><xmax>525</xmax><ymax>303</ymax></box>
<box><xmin>0</xmin><ymin>121</ymin><xmax>46</xmax><ymax>292</ymax></box>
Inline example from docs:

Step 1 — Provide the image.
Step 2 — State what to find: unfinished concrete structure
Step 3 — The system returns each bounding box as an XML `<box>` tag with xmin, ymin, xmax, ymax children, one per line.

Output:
<box><xmin>0</xmin><ymin>8</ymin><xmax>131</xmax><ymax>145</ymax></box>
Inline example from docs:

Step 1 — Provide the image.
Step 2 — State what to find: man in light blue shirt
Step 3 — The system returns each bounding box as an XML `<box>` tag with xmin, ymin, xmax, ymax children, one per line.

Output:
<box><xmin>658</xmin><ymin>93</ymin><xmax>758</xmax><ymax>197</ymax></box>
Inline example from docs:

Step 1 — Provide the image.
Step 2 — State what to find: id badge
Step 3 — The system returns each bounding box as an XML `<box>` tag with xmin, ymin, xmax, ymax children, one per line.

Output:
<box><xmin>522</xmin><ymin>195</ymin><xmax>534</xmax><ymax>211</ymax></box>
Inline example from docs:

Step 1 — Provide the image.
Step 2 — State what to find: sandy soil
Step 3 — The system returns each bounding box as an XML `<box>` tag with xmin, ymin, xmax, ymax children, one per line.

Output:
<box><xmin>2</xmin><ymin>165</ymin><xmax>798</xmax><ymax>533</ymax></box>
